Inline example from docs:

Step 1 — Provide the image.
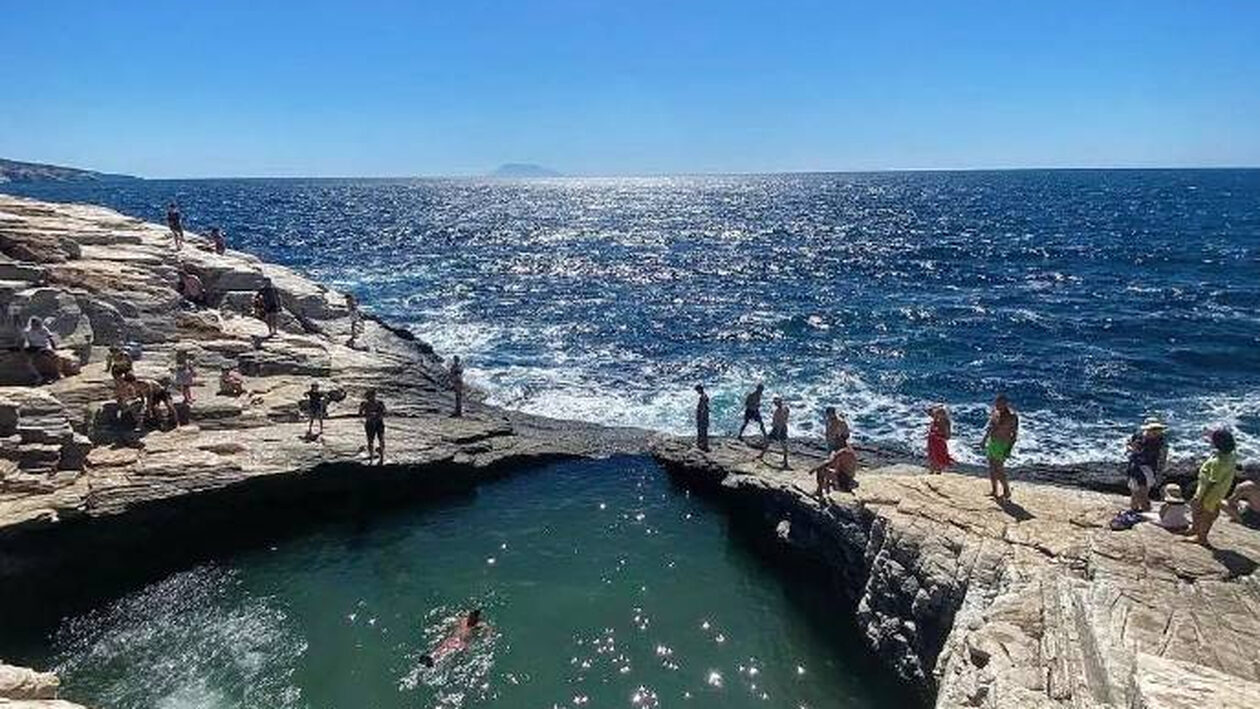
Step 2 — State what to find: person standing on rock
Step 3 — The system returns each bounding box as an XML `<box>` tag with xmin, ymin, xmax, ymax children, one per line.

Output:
<box><xmin>1184</xmin><ymin>428</ymin><xmax>1238</xmax><ymax>546</ymax></box>
<box><xmin>345</xmin><ymin>293</ymin><xmax>362</xmax><ymax>346</ymax></box>
<box><xmin>257</xmin><ymin>280</ymin><xmax>281</xmax><ymax>337</ymax></box>
<box><xmin>449</xmin><ymin>356</ymin><xmax>465</xmax><ymax>417</ymax></box>
<box><xmin>173</xmin><ymin>351</ymin><xmax>197</xmax><ymax>404</ymax></box>
<box><xmin>980</xmin><ymin>394</ymin><xmax>1018</xmax><ymax>499</ymax></box>
<box><xmin>1124</xmin><ymin>418</ymin><xmax>1168</xmax><ymax>511</ymax></box>
<box><xmin>306</xmin><ymin>382</ymin><xmax>326</xmax><ymax>439</ymax></box>
<box><xmin>757</xmin><ymin>396</ymin><xmax>790</xmax><ymax>468</ymax></box>
<box><xmin>926</xmin><ymin>404</ymin><xmax>954</xmax><ymax>474</ymax></box>
<box><xmin>166</xmin><ymin>202</ymin><xmax>184</xmax><ymax>250</ymax></box>
<box><xmin>694</xmin><ymin>384</ymin><xmax>710</xmax><ymax>451</ymax></box>
<box><xmin>359</xmin><ymin>388</ymin><xmax>387</xmax><ymax>464</ymax></box>
<box><xmin>736</xmin><ymin>383</ymin><xmax>767</xmax><ymax>440</ymax></box>
<box><xmin>824</xmin><ymin>406</ymin><xmax>850</xmax><ymax>452</ymax></box>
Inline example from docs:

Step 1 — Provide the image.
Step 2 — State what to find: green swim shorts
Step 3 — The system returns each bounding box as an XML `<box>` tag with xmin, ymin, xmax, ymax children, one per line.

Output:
<box><xmin>986</xmin><ymin>439</ymin><xmax>1013</xmax><ymax>462</ymax></box>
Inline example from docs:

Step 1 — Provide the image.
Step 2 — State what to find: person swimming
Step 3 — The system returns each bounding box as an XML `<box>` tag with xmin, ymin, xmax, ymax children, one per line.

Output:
<box><xmin>420</xmin><ymin>609</ymin><xmax>488</xmax><ymax>668</ymax></box>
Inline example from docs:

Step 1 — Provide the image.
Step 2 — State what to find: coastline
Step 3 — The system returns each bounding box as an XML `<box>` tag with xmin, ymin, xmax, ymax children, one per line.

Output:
<box><xmin>1</xmin><ymin>193</ymin><xmax>1256</xmax><ymax>708</ymax></box>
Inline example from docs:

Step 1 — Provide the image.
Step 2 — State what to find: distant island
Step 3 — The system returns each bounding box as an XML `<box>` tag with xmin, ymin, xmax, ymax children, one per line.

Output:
<box><xmin>0</xmin><ymin>157</ymin><xmax>137</xmax><ymax>184</ymax></box>
<box><xmin>489</xmin><ymin>163</ymin><xmax>563</xmax><ymax>178</ymax></box>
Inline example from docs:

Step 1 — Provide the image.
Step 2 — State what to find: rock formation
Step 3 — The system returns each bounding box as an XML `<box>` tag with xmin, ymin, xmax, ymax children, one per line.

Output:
<box><xmin>652</xmin><ymin>438</ymin><xmax>1260</xmax><ymax>708</ymax></box>
<box><xmin>0</xmin><ymin>193</ymin><xmax>644</xmax><ymax>704</ymax></box>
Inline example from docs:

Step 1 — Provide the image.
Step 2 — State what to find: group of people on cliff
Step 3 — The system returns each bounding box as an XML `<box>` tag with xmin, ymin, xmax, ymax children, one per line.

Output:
<box><xmin>690</xmin><ymin>384</ymin><xmax>1252</xmax><ymax>545</ymax></box>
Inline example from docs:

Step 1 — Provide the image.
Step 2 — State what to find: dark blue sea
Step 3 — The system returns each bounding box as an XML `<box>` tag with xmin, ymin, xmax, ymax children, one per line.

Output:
<box><xmin>5</xmin><ymin>170</ymin><xmax>1259</xmax><ymax>464</ymax></box>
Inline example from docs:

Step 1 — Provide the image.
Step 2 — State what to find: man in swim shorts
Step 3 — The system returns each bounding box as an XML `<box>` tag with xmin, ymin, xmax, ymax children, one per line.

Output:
<box><xmin>980</xmin><ymin>394</ymin><xmax>1018</xmax><ymax>499</ymax></box>
<box><xmin>359</xmin><ymin>388</ymin><xmax>386</xmax><ymax>464</ymax></box>
<box><xmin>737</xmin><ymin>383</ymin><xmax>767</xmax><ymax>440</ymax></box>
<box><xmin>757</xmin><ymin>395</ymin><xmax>790</xmax><ymax>468</ymax></box>
<box><xmin>813</xmin><ymin>444</ymin><xmax>858</xmax><ymax>501</ymax></box>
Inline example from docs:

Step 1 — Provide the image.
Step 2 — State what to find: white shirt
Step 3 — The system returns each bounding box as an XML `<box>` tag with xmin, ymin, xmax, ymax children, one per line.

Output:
<box><xmin>24</xmin><ymin>324</ymin><xmax>54</xmax><ymax>350</ymax></box>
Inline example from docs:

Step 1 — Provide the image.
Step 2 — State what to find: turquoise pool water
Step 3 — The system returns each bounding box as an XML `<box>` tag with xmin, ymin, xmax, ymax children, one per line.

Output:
<box><xmin>33</xmin><ymin>457</ymin><xmax>904</xmax><ymax>708</ymax></box>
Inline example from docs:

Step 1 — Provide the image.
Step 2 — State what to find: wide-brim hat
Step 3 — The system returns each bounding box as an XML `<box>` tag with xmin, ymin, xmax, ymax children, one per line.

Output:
<box><xmin>1162</xmin><ymin>484</ymin><xmax>1185</xmax><ymax>503</ymax></box>
<box><xmin>1141</xmin><ymin>418</ymin><xmax>1167</xmax><ymax>432</ymax></box>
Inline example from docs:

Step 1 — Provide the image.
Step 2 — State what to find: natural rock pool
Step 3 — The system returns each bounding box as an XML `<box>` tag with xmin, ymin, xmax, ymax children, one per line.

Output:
<box><xmin>9</xmin><ymin>457</ymin><xmax>908</xmax><ymax>708</ymax></box>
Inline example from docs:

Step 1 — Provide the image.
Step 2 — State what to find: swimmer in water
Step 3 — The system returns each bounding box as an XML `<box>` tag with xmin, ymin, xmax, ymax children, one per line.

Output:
<box><xmin>420</xmin><ymin>609</ymin><xmax>488</xmax><ymax>668</ymax></box>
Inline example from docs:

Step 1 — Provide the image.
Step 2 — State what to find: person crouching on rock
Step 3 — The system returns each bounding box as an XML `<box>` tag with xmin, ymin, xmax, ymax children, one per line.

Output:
<box><xmin>359</xmin><ymin>388</ymin><xmax>386</xmax><ymax>464</ymax></box>
<box><xmin>1125</xmin><ymin>418</ymin><xmax>1168</xmax><ymax>511</ymax></box>
<box><xmin>219</xmin><ymin>366</ymin><xmax>244</xmax><ymax>396</ymax></box>
<box><xmin>980</xmin><ymin>394</ymin><xmax>1018</xmax><ymax>500</ymax></box>
<box><xmin>142</xmin><ymin>376</ymin><xmax>178</xmax><ymax>429</ymax></box>
<box><xmin>448</xmin><ymin>355</ymin><xmax>464</xmax><ymax>418</ymax></box>
<box><xmin>1184</xmin><ymin>428</ymin><xmax>1238</xmax><ymax>546</ymax></box>
<box><xmin>114</xmin><ymin>372</ymin><xmax>146</xmax><ymax>429</ymax></box>
<box><xmin>813</xmin><ymin>444</ymin><xmax>858</xmax><ymax>502</ymax></box>
<box><xmin>176</xmin><ymin>268</ymin><xmax>206</xmax><ymax>308</ymax></box>
<box><xmin>926</xmin><ymin>404</ymin><xmax>953</xmax><ymax>474</ymax></box>
<box><xmin>22</xmin><ymin>316</ymin><xmax>59</xmax><ymax>383</ymax></box>
<box><xmin>306</xmin><ymin>382</ymin><xmax>326</xmax><ymax>439</ymax></box>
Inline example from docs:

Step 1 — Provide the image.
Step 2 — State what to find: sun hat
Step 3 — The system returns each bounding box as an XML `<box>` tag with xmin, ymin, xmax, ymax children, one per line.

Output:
<box><xmin>1162</xmin><ymin>483</ymin><xmax>1184</xmax><ymax>503</ymax></box>
<box><xmin>1141</xmin><ymin>418</ymin><xmax>1168</xmax><ymax>432</ymax></box>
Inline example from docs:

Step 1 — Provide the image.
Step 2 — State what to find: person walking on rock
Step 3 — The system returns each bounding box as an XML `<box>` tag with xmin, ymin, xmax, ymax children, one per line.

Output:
<box><xmin>166</xmin><ymin>202</ymin><xmax>184</xmax><ymax>250</ymax></box>
<box><xmin>257</xmin><ymin>280</ymin><xmax>281</xmax><ymax>337</ymax></box>
<box><xmin>449</xmin><ymin>355</ymin><xmax>465</xmax><ymax>417</ymax></box>
<box><xmin>1185</xmin><ymin>428</ymin><xmax>1238</xmax><ymax>546</ymax></box>
<box><xmin>345</xmin><ymin>292</ymin><xmax>362</xmax><ymax>346</ymax></box>
<box><xmin>737</xmin><ymin>383</ymin><xmax>767</xmax><ymax>440</ymax></box>
<box><xmin>757</xmin><ymin>396</ymin><xmax>790</xmax><ymax>468</ymax></box>
<box><xmin>306</xmin><ymin>382</ymin><xmax>326</xmax><ymax>439</ymax></box>
<box><xmin>980</xmin><ymin>394</ymin><xmax>1018</xmax><ymax>499</ymax></box>
<box><xmin>694</xmin><ymin>384</ymin><xmax>710</xmax><ymax>451</ymax></box>
<box><xmin>359</xmin><ymin>388</ymin><xmax>386</xmax><ymax>464</ymax></box>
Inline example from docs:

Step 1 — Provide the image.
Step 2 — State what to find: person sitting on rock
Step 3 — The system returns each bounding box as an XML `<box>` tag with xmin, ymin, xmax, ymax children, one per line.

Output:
<box><xmin>173</xmin><ymin>351</ymin><xmax>196</xmax><ymax>404</ymax></box>
<box><xmin>1184</xmin><ymin>428</ymin><xmax>1238</xmax><ymax>546</ymax></box>
<box><xmin>176</xmin><ymin>268</ymin><xmax>206</xmax><ymax>308</ymax></box>
<box><xmin>359</xmin><ymin>388</ymin><xmax>386</xmax><ymax>463</ymax></box>
<box><xmin>114</xmin><ymin>372</ymin><xmax>147</xmax><ymax>429</ymax></box>
<box><xmin>1125</xmin><ymin>418</ymin><xmax>1168</xmax><ymax>512</ymax></box>
<box><xmin>209</xmin><ymin>227</ymin><xmax>226</xmax><ymax>255</ymax></box>
<box><xmin>813</xmin><ymin>444</ymin><xmax>858</xmax><ymax>502</ymax></box>
<box><xmin>22</xmin><ymin>316</ymin><xmax>59</xmax><ymax>382</ymax></box>
<box><xmin>105</xmin><ymin>345</ymin><xmax>134</xmax><ymax>381</ymax></box>
<box><xmin>1154</xmin><ymin>483</ymin><xmax>1189</xmax><ymax>532</ymax></box>
<box><xmin>218</xmin><ymin>366</ymin><xmax>245</xmax><ymax>396</ymax></box>
<box><xmin>306</xmin><ymin>382</ymin><xmax>326</xmax><ymax>439</ymax></box>
<box><xmin>257</xmin><ymin>280</ymin><xmax>281</xmax><ymax>337</ymax></box>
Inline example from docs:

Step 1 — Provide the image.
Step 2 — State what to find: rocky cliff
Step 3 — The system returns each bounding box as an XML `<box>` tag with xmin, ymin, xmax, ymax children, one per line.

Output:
<box><xmin>0</xmin><ymin>193</ymin><xmax>645</xmax><ymax>703</ymax></box>
<box><xmin>653</xmin><ymin>438</ymin><xmax>1260</xmax><ymax>708</ymax></box>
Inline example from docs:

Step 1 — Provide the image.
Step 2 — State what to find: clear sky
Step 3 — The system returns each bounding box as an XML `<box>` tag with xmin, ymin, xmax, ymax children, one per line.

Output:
<box><xmin>2</xmin><ymin>0</ymin><xmax>1258</xmax><ymax>177</ymax></box>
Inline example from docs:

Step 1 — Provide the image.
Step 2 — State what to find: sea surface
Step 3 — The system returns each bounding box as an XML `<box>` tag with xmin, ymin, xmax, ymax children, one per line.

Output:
<box><xmin>13</xmin><ymin>458</ymin><xmax>905</xmax><ymax>709</ymax></box>
<box><xmin>6</xmin><ymin>169</ymin><xmax>1260</xmax><ymax>464</ymax></box>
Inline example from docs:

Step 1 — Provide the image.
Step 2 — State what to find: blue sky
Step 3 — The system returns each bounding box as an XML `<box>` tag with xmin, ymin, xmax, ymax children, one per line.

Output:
<box><xmin>2</xmin><ymin>1</ymin><xmax>1257</xmax><ymax>177</ymax></box>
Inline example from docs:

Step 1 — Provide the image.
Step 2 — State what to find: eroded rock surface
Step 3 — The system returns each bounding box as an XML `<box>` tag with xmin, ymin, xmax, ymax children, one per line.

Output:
<box><xmin>652</xmin><ymin>437</ymin><xmax>1260</xmax><ymax>709</ymax></box>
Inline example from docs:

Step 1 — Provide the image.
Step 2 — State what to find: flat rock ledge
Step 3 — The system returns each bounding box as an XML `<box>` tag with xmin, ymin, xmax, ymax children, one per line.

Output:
<box><xmin>0</xmin><ymin>193</ymin><xmax>646</xmax><ymax>700</ymax></box>
<box><xmin>0</xmin><ymin>661</ymin><xmax>83</xmax><ymax>708</ymax></box>
<box><xmin>652</xmin><ymin>437</ymin><xmax>1260</xmax><ymax>709</ymax></box>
